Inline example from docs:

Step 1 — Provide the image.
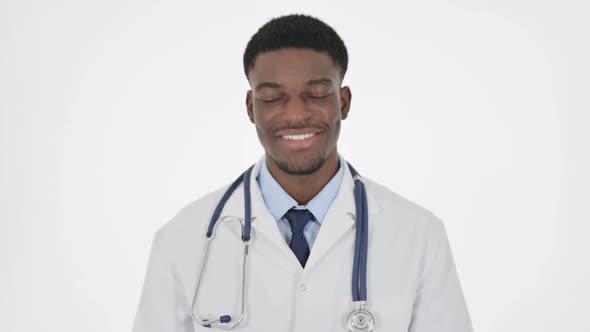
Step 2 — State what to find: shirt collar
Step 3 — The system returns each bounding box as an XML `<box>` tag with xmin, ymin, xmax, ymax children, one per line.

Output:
<box><xmin>256</xmin><ymin>155</ymin><xmax>345</xmax><ymax>224</ymax></box>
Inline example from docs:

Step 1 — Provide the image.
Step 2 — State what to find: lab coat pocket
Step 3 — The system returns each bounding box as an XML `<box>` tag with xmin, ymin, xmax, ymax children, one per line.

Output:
<box><xmin>371</xmin><ymin>294</ymin><xmax>415</xmax><ymax>331</ymax></box>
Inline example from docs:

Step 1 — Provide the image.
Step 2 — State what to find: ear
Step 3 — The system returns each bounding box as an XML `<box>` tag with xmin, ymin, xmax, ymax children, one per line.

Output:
<box><xmin>246</xmin><ymin>90</ymin><xmax>255</xmax><ymax>123</ymax></box>
<box><xmin>340</xmin><ymin>86</ymin><xmax>352</xmax><ymax>120</ymax></box>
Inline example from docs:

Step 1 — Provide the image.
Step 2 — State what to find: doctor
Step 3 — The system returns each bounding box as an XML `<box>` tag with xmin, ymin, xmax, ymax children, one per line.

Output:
<box><xmin>133</xmin><ymin>14</ymin><xmax>473</xmax><ymax>332</ymax></box>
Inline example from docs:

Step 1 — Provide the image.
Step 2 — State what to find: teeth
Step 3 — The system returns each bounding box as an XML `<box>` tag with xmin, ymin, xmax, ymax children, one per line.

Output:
<box><xmin>282</xmin><ymin>133</ymin><xmax>316</xmax><ymax>140</ymax></box>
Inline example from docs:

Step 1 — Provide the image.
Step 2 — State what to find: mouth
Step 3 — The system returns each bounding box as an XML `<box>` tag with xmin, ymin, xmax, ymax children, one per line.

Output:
<box><xmin>275</xmin><ymin>130</ymin><xmax>322</xmax><ymax>150</ymax></box>
<box><xmin>281</xmin><ymin>132</ymin><xmax>317</xmax><ymax>141</ymax></box>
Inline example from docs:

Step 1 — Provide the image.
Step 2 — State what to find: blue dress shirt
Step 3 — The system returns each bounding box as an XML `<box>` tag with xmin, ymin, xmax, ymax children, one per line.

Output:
<box><xmin>256</xmin><ymin>156</ymin><xmax>345</xmax><ymax>249</ymax></box>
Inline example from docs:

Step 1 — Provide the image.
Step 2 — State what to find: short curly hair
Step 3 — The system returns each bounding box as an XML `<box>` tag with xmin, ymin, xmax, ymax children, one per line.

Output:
<box><xmin>243</xmin><ymin>14</ymin><xmax>348</xmax><ymax>82</ymax></box>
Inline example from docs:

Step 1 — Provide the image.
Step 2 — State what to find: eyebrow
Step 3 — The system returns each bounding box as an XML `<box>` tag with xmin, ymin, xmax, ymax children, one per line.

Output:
<box><xmin>254</xmin><ymin>78</ymin><xmax>334</xmax><ymax>92</ymax></box>
<box><xmin>306</xmin><ymin>78</ymin><xmax>333</xmax><ymax>87</ymax></box>
<box><xmin>254</xmin><ymin>82</ymin><xmax>282</xmax><ymax>92</ymax></box>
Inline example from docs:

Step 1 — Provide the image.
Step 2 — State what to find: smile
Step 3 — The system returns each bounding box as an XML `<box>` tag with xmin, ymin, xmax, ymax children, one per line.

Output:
<box><xmin>281</xmin><ymin>133</ymin><xmax>316</xmax><ymax>140</ymax></box>
<box><xmin>277</xmin><ymin>130</ymin><xmax>321</xmax><ymax>150</ymax></box>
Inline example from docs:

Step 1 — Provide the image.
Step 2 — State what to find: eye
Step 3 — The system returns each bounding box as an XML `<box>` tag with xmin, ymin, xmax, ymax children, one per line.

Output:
<box><xmin>306</xmin><ymin>93</ymin><xmax>331</xmax><ymax>99</ymax></box>
<box><xmin>260</xmin><ymin>96</ymin><xmax>283</xmax><ymax>103</ymax></box>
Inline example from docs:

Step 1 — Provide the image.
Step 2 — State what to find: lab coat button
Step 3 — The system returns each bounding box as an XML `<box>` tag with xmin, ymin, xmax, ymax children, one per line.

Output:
<box><xmin>299</xmin><ymin>283</ymin><xmax>307</xmax><ymax>291</ymax></box>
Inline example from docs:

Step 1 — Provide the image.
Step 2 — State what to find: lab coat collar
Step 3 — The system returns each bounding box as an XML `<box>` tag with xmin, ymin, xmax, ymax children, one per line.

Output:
<box><xmin>218</xmin><ymin>156</ymin><xmax>383</xmax><ymax>273</ymax></box>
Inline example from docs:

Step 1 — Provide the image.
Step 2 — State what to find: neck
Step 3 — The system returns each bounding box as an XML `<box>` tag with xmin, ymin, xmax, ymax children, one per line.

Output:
<box><xmin>266</xmin><ymin>150</ymin><xmax>340</xmax><ymax>205</ymax></box>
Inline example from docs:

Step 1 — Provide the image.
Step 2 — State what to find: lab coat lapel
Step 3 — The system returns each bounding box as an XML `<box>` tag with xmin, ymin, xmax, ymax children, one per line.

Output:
<box><xmin>249</xmin><ymin>160</ymin><xmax>303</xmax><ymax>272</ymax></box>
<box><xmin>304</xmin><ymin>161</ymin><xmax>384</xmax><ymax>273</ymax></box>
<box><xmin>304</xmin><ymin>162</ymin><xmax>356</xmax><ymax>272</ymax></box>
<box><xmin>219</xmin><ymin>158</ymin><xmax>302</xmax><ymax>274</ymax></box>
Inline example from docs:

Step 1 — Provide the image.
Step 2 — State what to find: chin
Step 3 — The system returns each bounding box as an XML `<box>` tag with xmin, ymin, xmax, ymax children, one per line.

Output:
<box><xmin>273</xmin><ymin>153</ymin><xmax>328</xmax><ymax>176</ymax></box>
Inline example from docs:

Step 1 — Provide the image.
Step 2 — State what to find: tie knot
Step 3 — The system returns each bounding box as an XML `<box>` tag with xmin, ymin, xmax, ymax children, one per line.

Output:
<box><xmin>284</xmin><ymin>208</ymin><xmax>313</xmax><ymax>234</ymax></box>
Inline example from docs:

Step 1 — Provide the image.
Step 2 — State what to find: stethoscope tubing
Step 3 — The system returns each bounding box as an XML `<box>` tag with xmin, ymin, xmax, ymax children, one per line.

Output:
<box><xmin>206</xmin><ymin>165</ymin><xmax>254</xmax><ymax>239</ymax></box>
<box><xmin>349</xmin><ymin>164</ymin><xmax>368</xmax><ymax>302</ymax></box>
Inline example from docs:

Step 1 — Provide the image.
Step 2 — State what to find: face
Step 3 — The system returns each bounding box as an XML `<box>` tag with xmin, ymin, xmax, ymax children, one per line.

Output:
<box><xmin>246</xmin><ymin>48</ymin><xmax>351</xmax><ymax>175</ymax></box>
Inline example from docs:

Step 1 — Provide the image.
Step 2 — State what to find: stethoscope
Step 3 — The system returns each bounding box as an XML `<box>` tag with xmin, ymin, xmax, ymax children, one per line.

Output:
<box><xmin>191</xmin><ymin>162</ymin><xmax>374</xmax><ymax>331</ymax></box>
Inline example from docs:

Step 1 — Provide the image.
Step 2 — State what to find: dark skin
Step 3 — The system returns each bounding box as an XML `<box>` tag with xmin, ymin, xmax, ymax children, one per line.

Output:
<box><xmin>246</xmin><ymin>48</ymin><xmax>352</xmax><ymax>205</ymax></box>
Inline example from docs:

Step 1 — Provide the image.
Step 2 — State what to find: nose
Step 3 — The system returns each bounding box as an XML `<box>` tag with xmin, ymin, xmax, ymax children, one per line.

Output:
<box><xmin>284</xmin><ymin>96</ymin><xmax>311</xmax><ymax>124</ymax></box>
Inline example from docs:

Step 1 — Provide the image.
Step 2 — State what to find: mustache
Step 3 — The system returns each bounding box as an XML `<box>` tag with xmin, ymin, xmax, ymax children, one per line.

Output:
<box><xmin>270</xmin><ymin>122</ymin><xmax>329</xmax><ymax>134</ymax></box>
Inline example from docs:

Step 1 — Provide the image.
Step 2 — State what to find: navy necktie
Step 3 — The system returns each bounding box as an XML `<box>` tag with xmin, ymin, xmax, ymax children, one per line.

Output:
<box><xmin>284</xmin><ymin>208</ymin><xmax>313</xmax><ymax>267</ymax></box>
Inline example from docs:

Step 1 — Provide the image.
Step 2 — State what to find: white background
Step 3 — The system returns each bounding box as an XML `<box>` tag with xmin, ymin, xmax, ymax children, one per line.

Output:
<box><xmin>1</xmin><ymin>0</ymin><xmax>588</xmax><ymax>331</ymax></box>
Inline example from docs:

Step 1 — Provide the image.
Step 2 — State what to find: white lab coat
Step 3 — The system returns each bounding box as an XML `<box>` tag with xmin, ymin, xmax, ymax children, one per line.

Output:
<box><xmin>133</xmin><ymin>157</ymin><xmax>473</xmax><ymax>332</ymax></box>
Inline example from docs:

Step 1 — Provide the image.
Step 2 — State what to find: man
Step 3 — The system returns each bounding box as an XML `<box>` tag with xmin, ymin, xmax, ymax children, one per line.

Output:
<box><xmin>133</xmin><ymin>14</ymin><xmax>473</xmax><ymax>332</ymax></box>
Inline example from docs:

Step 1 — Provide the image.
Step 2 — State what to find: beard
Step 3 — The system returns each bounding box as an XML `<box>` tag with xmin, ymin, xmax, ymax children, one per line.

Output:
<box><xmin>270</xmin><ymin>152</ymin><xmax>329</xmax><ymax>176</ymax></box>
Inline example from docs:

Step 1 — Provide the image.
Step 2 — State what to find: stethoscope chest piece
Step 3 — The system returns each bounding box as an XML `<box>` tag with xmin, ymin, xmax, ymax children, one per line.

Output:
<box><xmin>347</xmin><ymin>302</ymin><xmax>375</xmax><ymax>332</ymax></box>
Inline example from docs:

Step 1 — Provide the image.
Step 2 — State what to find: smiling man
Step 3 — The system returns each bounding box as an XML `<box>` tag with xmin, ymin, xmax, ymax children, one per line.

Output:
<box><xmin>133</xmin><ymin>14</ymin><xmax>473</xmax><ymax>332</ymax></box>
<box><xmin>246</xmin><ymin>46</ymin><xmax>349</xmax><ymax>206</ymax></box>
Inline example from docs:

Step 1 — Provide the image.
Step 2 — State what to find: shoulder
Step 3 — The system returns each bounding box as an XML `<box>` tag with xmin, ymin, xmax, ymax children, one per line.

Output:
<box><xmin>140</xmin><ymin>183</ymin><xmax>237</xmax><ymax>289</ymax></box>
<box><xmin>153</xmin><ymin>183</ymin><xmax>232</xmax><ymax>246</ymax></box>
<box><xmin>363</xmin><ymin>176</ymin><xmax>446</xmax><ymax>235</ymax></box>
<box><xmin>362</xmin><ymin>177</ymin><xmax>452</xmax><ymax>276</ymax></box>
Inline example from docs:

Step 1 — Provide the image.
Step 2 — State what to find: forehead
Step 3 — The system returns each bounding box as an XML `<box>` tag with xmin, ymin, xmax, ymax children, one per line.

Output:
<box><xmin>248</xmin><ymin>48</ymin><xmax>339</xmax><ymax>85</ymax></box>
